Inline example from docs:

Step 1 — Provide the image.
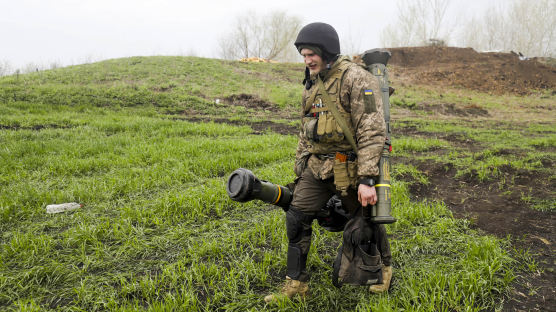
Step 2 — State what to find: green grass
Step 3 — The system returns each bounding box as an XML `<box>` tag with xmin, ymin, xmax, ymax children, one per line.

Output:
<box><xmin>391</xmin><ymin>137</ymin><xmax>447</xmax><ymax>155</ymax></box>
<box><xmin>392</xmin><ymin>164</ymin><xmax>429</xmax><ymax>185</ymax></box>
<box><xmin>0</xmin><ymin>56</ymin><xmax>304</xmax><ymax>123</ymax></box>
<box><xmin>390</xmin><ymin>83</ymin><xmax>554</xmax><ymax>114</ymax></box>
<box><xmin>0</xmin><ymin>55</ymin><xmax>546</xmax><ymax>310</ymax></box>
<box><xmin>391</xmin><ymin>115</ymin><xmax>555</xmax><ymax>209</ymax></box>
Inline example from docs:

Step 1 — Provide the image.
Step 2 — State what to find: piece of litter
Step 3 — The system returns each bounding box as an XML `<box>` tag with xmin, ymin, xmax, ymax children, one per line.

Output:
<box><xmin>531</xmin><ymin>235</ymin><xmax>551</xmax><ymax>245</ymax></box>
<box><xmin>46</xmin><ymin>202</ymin><xmax>82</xmax><ymax>214</ymax></box>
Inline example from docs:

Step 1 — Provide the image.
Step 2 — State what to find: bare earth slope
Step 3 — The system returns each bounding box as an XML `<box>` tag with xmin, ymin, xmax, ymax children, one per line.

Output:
<box><xmin>388</xmin><ymin>46</ymin><xmax>556</xmax><ymax>95</ymax></box>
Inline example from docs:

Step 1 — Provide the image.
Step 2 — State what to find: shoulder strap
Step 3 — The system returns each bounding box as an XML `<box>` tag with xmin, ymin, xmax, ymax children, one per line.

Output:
<box><xmin>317</xmin><ymin>75</ymin><xmax>358</xmax><ymax>153</ymax></box>
<box><xmin>303</xmin><ymin>86</ymin><xmax>319</xmax><ymax>113</ymax></box>
<box><xmin>304</xmin><ymin>58</ymin><xmax>352</xmax><ymax>113</ymax></box>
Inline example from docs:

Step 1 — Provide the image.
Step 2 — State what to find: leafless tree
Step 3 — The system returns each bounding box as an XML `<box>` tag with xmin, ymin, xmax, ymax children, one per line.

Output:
<box><xmin>341</xmin><ymin>26</ymin><xmax>363</xmax><ymax>56</ymax></box>
<box><xmin>22</xmin><ymin>62</ymin><xmax>42</xmax><ymax>74</ymax></box>
<box><xmin>49</xmin><ymin>61</ymin><xmax>63</xmax><ymax>70</ymax></box>
<box><xmin>218</xmin><ymin>10</ymin><xmax>302</xmax><ymax>62</ymax></box>
<box><xmin>507</xmin><ymin>0</ymin><xmax>555</xmax><ymax>57</ymax></box>
<box><xmin>460</xmin><ymin>0</ymin><xmax>555</xmax><ymax>57</ymax></box>
<box><xmin>0</xmin><ymin>60</ymin><xmax>13</xmax><ymax>76</ymax></box>
<box><xmin>264</xmin><ymin>11</ymin><xmax>302</xmax><ymax>60</ymax></box>
<box><xmin>461</xmin><ymin>5</ymin><xmax>506</xmax><ymax>51</ymax></box>
<box><xmin>381</xmin><ymin>0</ymin><xmax>453</xmax><ymax>47</ymax></box>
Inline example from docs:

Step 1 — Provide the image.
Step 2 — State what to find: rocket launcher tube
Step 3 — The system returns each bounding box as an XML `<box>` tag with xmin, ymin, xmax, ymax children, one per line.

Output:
<box><xmin>362</xmin><ymin>49</ymin><xmax>396</xmax><ymax>224</ymax></box>
<box><xmin>226</xmin><ymin>168</ymin><xmax>293</xmax><ymax>210</ymax></box>
<box><xmin>372</xmin><ymin>150</ymin><xmax>395</xmax><ymax>224</ymax></box>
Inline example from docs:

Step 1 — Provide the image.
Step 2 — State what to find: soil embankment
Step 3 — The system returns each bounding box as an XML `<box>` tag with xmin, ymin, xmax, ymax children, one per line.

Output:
<box><xmin>387</xmin><ymin>46</ymin><xmax>556</xmax><ymax>95</ymax></box>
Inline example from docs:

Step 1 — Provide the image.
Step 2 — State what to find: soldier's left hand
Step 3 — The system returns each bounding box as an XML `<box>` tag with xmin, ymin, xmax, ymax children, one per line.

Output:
<box><xmin>358</xmin><ymin>184</ymin><xmax>377</xmax><ymax>207</ymax></box>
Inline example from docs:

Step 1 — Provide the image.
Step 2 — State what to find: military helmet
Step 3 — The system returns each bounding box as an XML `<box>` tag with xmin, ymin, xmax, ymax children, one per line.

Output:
<box><xmin>295</xmin><ymin>22</ymin><xmax>340</xmax><ymax>58</ymax></box>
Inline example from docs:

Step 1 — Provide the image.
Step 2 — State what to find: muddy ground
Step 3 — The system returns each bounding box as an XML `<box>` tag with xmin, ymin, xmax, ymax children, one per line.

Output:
<box><xmin>396</xmin><ymin>124</ymin><xmax>555</xmax><ymax>311</ymax></box>
<box><xmin>387</xmin><ymin>47</ymin><xmax>556</xmax><ymax>96</ymax></box>
<box><xmin>412</xmin><ymin>162</ymin><xmax>555</xmax><ymax>312</ymax></box>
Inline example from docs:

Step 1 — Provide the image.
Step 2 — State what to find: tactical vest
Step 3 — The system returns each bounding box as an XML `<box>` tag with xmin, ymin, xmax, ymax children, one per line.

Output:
<box><xmin>302</xmin><ymin>57</ymin><xmax>356</xmax><ymax>155</ymax></box>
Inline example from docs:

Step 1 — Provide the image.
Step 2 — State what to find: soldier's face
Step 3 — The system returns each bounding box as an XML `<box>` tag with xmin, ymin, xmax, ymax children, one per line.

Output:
<box><xmin>301</xmin><ymin>48</ymin><xmax>326</xmax><ymax>75</ymax></box>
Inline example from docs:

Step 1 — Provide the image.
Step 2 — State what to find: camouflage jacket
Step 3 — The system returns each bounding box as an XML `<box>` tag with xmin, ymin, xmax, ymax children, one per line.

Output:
<box><xmin>295</xmin><ymin>56</ymin><xmax>386</xmax><ymax>180</ymax></box>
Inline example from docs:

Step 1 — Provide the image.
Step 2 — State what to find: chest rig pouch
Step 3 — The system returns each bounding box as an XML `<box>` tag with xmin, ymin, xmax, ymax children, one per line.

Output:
<box><xmin>332</xmin><ymin>216</ymin><xmax>383</xmax><ymax>288</ymax></box>
<box><xmin>302</xmin><ymin>60</ymin><xmax>354</xmax><ymax>146</ymax></box>
<box><xmin>302</xmin><ymin>59</ymin><xmax>360</xmax><ymax>195</ymax></box>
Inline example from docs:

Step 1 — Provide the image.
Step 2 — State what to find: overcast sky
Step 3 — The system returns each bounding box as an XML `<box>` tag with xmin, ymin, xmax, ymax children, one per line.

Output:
<box><xmin>2</xmin><ymin>0</ymin><xmax>504</xmax><ymax>69</ymax></box>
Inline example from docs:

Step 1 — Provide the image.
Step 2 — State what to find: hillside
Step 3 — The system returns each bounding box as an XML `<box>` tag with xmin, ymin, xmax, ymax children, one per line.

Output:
<box><xmin>0</xmin><ymin>48</ymin><xmax>554</xmax><ymax>311</ymax></box>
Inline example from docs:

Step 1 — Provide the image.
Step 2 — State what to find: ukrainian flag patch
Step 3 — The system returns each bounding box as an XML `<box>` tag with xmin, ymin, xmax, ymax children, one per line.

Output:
<box><xmin>363</xmin><ymin>89</ymin><xmax>376</xmax><ymax>113</ymax></box>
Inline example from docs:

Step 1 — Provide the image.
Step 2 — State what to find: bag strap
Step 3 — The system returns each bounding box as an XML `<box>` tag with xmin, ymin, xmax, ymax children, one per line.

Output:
<box><xmin>303</xmin><ymin>61</ymin><xmax>348</xmax><ymax>113</ymax></box>
<box><xmin>317</xmin><ymin>75</ymin><xmax>358</xmax><ymax>153</ymax></box>
<box><xmin>332</xmin><ymin>245</ymin><xmax>344</xmax><ymax>288</ymax></box>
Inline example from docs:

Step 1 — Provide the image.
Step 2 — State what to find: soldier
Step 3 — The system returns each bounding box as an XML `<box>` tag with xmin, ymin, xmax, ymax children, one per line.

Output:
<box><xmin>264</xmin><ymin>22</ymin><xmax>392</xmax><ymax>303</ymax></box>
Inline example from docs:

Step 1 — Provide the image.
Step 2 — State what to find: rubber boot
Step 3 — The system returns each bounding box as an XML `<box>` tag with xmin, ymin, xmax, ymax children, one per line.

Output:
<box><xmin>264</xmin><ymin>276</ymin><xmax>309</xmax><ymax>303</ymax></box>
<box><xmin>369</xmin><ymin>266</ymin><xmax>392</xmax><ymax>294</ymax></box>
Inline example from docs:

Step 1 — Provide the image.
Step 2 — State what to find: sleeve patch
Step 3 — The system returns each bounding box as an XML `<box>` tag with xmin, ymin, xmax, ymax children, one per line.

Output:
<box><xmin>363</xmin><ymin>89</ymin><xmax>377</xmax><ymax>113</ymax></box>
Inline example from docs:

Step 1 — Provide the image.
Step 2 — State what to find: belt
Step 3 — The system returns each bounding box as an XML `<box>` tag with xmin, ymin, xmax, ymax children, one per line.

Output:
<box><xmin>315</xmin><ymin>151</ymin><xmax>357</xmax><ymax>161</ymax></box>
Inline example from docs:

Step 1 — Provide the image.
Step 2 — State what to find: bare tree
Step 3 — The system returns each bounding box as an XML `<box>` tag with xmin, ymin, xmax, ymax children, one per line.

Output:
<box><xmin>0</xmin><ymin>60</ymin><xmax>13</xmax><ymax>76</ymax></box>
<box><xmin>22</xmin><ymin>62</ymin><xmax>42</xmax><ymax>74</ymax></box>
<box><xmin>381</xmin><ymin>2</ymin><xmax>418</xmax><ymax>47</ymax></box>
<box><xmin>507</xmin><ymin>0</ymin><xmax>555</xmax><ymax>57</ymax></box>
<box><xmin>341</xmin><ymin>26</ymin><xmax>363</xmax><ymax>56</ymax></box>
<box><xmin>428</xmin><ymin>0</ymin><xmax>451</xmax><ymax>40</ymax></box>
<box><xmin>218</xmin><ymin>10</ymin><xmax>302</xmax><ymax>62</ymax></box>
<box><xmin>461</xmin><ymin>5</ymin><xmax>506</xmax><ymax>51</ymax></box>
<box><xmin>49</xmin><ymin>61</ymin><xmax>63</xmax><ymax>70</ymax></box>
<box><xmin>264</xmin><ymin>11</ymin><xmax>302</xmax><ymax>60</ymax></box>
<box><xmin>459</xmin><ymin>0</ymin><xmax>555</xmax><ymax>57</ymax></box>
<box><xmin>381</xmin><ymin>0</ymin><xmax>453</xmax><ymax>47</ymax></box>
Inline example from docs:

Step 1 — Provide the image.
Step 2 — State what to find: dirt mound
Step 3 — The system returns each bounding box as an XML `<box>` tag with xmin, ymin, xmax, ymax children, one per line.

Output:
<box><xmin>387</xmin><ymin>47</ymin><xmax>556</xmax><ymax>95</ymax></box>
<box><xmin>420</xmin><ymin>102</ymin><xmax>490</xmax><ymax>117</ymax></box>
<box><xmin>173</xmin><ymin>117</ymin><xmax>298</xmax><ymax>136</ymax></box>
<box><xmin>0</xmin><ymin>124</ymin><xmax>73</xmax><ymax>131</ymax></box>
<box><xmin>224</xmin><ymin>94</ymin><xmax>277</xmax><ymax>111</ymax></box>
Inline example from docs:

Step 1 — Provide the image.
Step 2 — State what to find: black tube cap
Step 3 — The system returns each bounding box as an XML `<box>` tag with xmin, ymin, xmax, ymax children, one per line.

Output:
<box><xmin>362</xmin><ymin>49</ymin><xmax>391</xmax><ymax>66</ymax></box>
<box><xmin>226</xmin><ymin>168</ymin><xmax>256</xmax><ymax>202</ymax></box>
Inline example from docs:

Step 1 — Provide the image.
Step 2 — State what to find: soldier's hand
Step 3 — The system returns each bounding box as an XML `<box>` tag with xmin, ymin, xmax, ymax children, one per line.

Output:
<box><xmin>358</xmin><ymin>184</ymin><xmax>377</xmax><ymax>207</ymax></box>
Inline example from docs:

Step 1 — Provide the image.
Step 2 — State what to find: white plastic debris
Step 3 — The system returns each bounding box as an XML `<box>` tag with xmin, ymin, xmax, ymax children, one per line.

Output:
<box><xmin>46</xmin><ymin>202</ymin><xmax>82</xmax><ymax>214</ymax></box>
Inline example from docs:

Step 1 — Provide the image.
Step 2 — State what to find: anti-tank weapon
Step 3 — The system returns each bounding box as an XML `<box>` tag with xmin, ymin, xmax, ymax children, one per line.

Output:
<box><xmin>226</xmin><ymin>168</ymin><xmax>292</xmax><ymax>210</ymax></box>
<box><xmin>361</xmin><ymin>49</ymin><xmax>396</xmax><ymax>224</ymax></box>
<box><xmin>226</xmin><ymin>168</ymin><xmax>348</xmax><ymax>231</ymax></box>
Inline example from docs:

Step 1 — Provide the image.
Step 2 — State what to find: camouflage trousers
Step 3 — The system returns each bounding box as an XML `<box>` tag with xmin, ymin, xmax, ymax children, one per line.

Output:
<box><xmin>286</xmin><ymin>167</ymin><xmax>391</xmax><ymax>282</ymax></box>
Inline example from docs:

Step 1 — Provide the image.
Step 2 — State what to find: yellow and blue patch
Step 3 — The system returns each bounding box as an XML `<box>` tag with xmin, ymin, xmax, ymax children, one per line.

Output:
<box><xmin>363</xmin><ymin>89</ymin><xmax>376</xmax><ymax>113</ymax></box>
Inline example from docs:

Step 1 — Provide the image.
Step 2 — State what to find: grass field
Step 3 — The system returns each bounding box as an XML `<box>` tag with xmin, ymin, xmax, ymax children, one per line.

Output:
<box><xmin>1</xmin><ymin>56</ymin><xmax>552</xmax><ymax>311</ymax></box>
